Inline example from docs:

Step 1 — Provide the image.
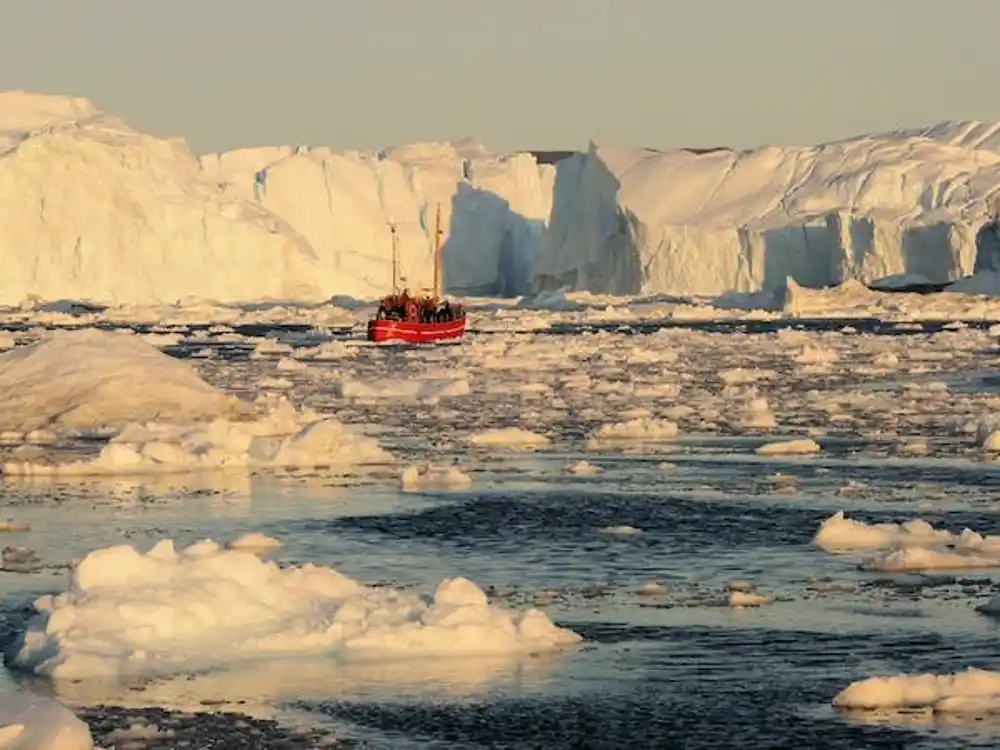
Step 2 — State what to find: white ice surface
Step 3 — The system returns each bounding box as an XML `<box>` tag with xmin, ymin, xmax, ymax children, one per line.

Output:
<box><xmin>4</xmin><ymin>538</ymin><xmax>581</xmax><ymax>680</ymax></box>
<box><xmin>0</xmin><ymin>689</ymin><xmax>92</xmax><ymax>749</ymax></box>
<box><xmin>813</xmin><ymin>511</ymin><xmax>1000</xmax><ymax>571</ymax></box>
<box><xmin>0</xmin><ymin>329</ymin><xmax>246</xmax><ymax>434</ymax></box>
<box><xmin>3</xmin><ymin>398</ymin><xmax>392</xmax><ymax>476</ymax></box>
<box><xmin>0</xmin><ymin>329</ymin><xmax>390</xmax><ymax>475</ymax></box>
<box><xmin>0</xmin><ymin>92</ymin><xmax>321</xmax><ymax>305</ymax></box>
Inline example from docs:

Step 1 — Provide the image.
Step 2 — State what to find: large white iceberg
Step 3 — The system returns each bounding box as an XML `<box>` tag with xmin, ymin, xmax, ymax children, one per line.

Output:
<box><xmin>201</xmin><ymin>139</ymin><xmax>554</xmax><ymax>298</ymax></box>
<box><xmin>4</xmin><ymin>538</ymin><xmax>582</xmax><ymax>680</ymax></box>
<box><xmin>0</xmin><ymin>91</ymin><xmax>553</xmax><ymax>305</ymax></box>
<box><xmin>531</xmin><ymin>122</ymin><xmax>1000</xmax><ymax>296</ymax></box>
<box><xmin>0</xmin><ymin>92</ymin><xmax>321</xmax><ymax>305</ymax></box>
<box><xmin>7</xmin><ymin>89</ymin><xmax>1000</xmax><ymax>303</ymax></box>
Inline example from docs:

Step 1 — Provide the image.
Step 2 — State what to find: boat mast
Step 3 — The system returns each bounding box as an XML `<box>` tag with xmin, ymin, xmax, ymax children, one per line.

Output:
<box><xmin>390</xmin><ymin>224</ymin><xmax>399</xmax><ymax>293</ymax></box>
<box><xmin>432</xmin><ymin>202</ymin><xmax>443</xmax><ymax>299</ymax></box>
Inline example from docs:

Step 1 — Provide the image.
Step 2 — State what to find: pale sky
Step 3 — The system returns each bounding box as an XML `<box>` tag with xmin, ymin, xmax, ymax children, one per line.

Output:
<box><xmin>0</xmin><ymin>0</ymin><xmax>995</xmax><ymax>154</ymax></box>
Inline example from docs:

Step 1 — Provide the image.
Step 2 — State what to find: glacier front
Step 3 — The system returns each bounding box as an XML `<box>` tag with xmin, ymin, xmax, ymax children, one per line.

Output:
<box><xmin>0</xmin><ymin>92</ymin><xmax>554</xmax><ymax>305</ymax></box>
<box><xmin>530</xmin><ymin>122</ymin><xmax>1000</xmax><ymax>297</ymax></box>
<box><xmin>5</xmin><ymin>90</ymin><xmax>1000</xmax><ymax>304</ymax></box>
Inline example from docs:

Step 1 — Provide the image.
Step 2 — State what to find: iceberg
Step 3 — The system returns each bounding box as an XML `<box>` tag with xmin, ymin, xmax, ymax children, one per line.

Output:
<box><xmin>530</xmin><ymin>122</ymin><xmax>1000</xmax><ymax>297</ymax></box>
<box><xmin>7</xmin><ymin>89</ymin><xmax>1000</xmax><ymax>303</ymax></box>
<box><xmin>0</xmin><ymin>91</ymin><xmax>553</xmax><ymax>305</ymax></box>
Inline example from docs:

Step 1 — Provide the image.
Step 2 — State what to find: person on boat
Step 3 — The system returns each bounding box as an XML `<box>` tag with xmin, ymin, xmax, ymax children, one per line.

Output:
<box><xmin>421</xmin><ymin>297</ymin><xmax>436</xmax><ymax>323</ymax></box>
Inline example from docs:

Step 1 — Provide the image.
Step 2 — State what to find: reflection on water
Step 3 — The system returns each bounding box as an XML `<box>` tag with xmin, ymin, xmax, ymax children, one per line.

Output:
<box><xmin>40</xmin><ymin>651</ymin><xmax>570</xmax><ymax>716</ymax></box>
<box><xmin>1</xmin><ymin>469</ymin><xmax>254</xmax><ymax>501</ymax></box>
<box><xmin>826</xmin><ymin>704</ymin><xmax>1000</xmax><ymax>749</ymax></box>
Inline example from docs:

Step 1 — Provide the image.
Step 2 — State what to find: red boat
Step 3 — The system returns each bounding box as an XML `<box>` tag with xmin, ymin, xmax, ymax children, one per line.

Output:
<box><xmin>366</xmin><ymin>203</ymin><xmax>467</xmax><ymax>345</ymax></box>
<box><xmin>367</xmin><ymin>316</ymin><xmax>467</xmax><ymax>343</ymax></box>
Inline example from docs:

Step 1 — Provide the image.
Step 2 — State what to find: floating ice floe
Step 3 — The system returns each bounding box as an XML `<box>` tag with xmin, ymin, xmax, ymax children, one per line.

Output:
<box><xmin>755</xmin><ymin>438</ymin><xmax>821</xmax><ymax>456</ymax></box>
<box><xmin>401</xmin><ymin>464</ymin><xmax>473</xmax><ymax>491</ymax></box>
<box><xmin>813</xmin><ymin>511</ymin><xmax>1000</xmax><ymax>571</ymax></box>
<box><xmin>468</xmin><ymin>428</ymin><xmax>551</xmax><ymax>450</ymax></box>
<box><xmin>5</xmin><ymin>538</ymin><xmax>582</xmax><ymax>680</ymax></box>
<box><xmin>833</xmin><ymin>668</ymin><xmax>1000</xmax><ymax>714</ymax></box>
<box><xmin>0</xmin><ymin>330</ymin><xmax>391</xmax><ymax>477</ymax></box>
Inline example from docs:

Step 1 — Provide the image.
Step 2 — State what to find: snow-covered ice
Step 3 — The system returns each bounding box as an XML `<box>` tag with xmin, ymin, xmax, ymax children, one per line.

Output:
<box><xmin>401</xmin><ymin>464</ymin><xmax>473</xmax><ymax>491</ymax></box>
<box><xmin>814</xmin><ymin>511</ymin><xmax>955</xmax><ymax>553</ymax></box>
<box><xmin>5</xmin><ymin>538</ymin><xmax>581</xmax><ymax>681</ymax></box>
<box><xmin>0</xmin><ymin>92</ymin><xmax>551</xmax><ymax>304</ymax></box>
<box><xmin>4</xmin><ymin>403</ymin><xmax>392</xmax><ymax>477</ymax></box>
<box><xmin>814</xmin><ymin>511</ymin><xmax>1000</xmax><ymax>571</ymax></box>
<box><xmin>0</xmin><ymin>329</ymin><xmax>246</xmax><ymax>435</ymax></box>
<box><xmin>0</xmin><ymin>330</ymin><xmax>390</xmax><ymax>476</ymax></box>
<box><xmin>0</xmin><ymin>689</ymin><xmax>92</xmax><ymax>749</ymax></box>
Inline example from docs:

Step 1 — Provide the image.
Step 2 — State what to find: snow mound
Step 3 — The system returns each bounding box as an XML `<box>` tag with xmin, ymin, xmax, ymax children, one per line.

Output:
<box><xmin>531</xmin><ymin>122</ymin><xmax>1000</xmax><ymax>297</ymax></box>
<box><xmin>0</xmin><ymin>689</ymin><xmax>92</xmax><ymax>749</ymax></box>
<box><xmin>4</xmin><ymin>538</ymin><xmax>581</xmax><ymax>680</ymax></box>
<box><xmin>0</xmin><ymin>329</ymin><xmax>247</xmax><ymax>434</ymax></box>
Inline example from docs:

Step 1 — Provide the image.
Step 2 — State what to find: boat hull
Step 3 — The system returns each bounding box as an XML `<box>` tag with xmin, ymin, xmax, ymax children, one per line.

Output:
<box><xmin>366</xmin><ymin>317</ymin><xmax>467</xmax><ymax>344</ymax></box>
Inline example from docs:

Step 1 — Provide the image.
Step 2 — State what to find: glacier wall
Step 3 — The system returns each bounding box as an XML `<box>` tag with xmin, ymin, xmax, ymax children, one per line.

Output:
<box><xmin>199</xmin><ymin>140</ymin><xmax>554</xmax><ymax>299</ymax></box>
<box><xmin>5</xmin><ymin>90</ymin><xmax>1000</xmax><ymax>305</ymax></box>
<box><xmin>531</xmin><ymin>125</ymin><xmax>1000</xmax><ymax>297</ymax></box>
<box><xmin>0</xmin><ymin>92</ymin><xmax>554</xmax><ymax>306</ymax></box>
<box><xmin>0</xmin><ymin>93</ymin><xmax>323</xmax><ymax>306</ymax></box>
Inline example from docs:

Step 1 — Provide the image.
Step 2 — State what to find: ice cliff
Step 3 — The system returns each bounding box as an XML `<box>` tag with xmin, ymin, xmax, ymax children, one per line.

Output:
<box><xmin>4</xmin><ymin>90</ymin><xmax>1000</xmax><ymax>304</ymax></box>
<box><xmin>0</xmin><ymin>92</ymin><xmax>553</xmax><ymax>305</ymax></box>
<box><xmin>531</xmin><ymin>122</ymin><xmax>1000</xmax><ymax>296</ymax></box>
<box><xmin>0</xmin><ymin>92</ymin><xmax>322</xmax><ymax>305</ymax></box>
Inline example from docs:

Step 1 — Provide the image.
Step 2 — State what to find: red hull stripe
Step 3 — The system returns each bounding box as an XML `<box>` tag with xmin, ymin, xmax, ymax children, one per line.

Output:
<box><xmin>366</xmin><ymin>318</ymin><xmax>467</xmax><ymax>343</ymax></box>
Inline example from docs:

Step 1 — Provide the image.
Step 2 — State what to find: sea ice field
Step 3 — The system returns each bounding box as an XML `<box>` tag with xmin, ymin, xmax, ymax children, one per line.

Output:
<box><xmin>3</xmin><ymin>291</ymin><xmax>1000</xmax><ymax>748</ymax></box>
